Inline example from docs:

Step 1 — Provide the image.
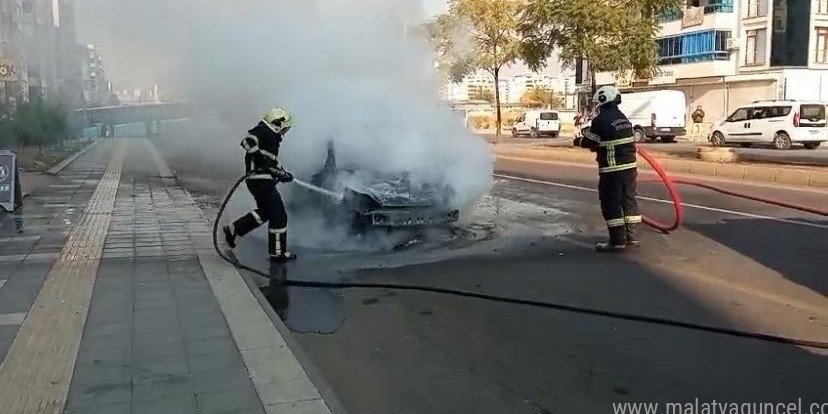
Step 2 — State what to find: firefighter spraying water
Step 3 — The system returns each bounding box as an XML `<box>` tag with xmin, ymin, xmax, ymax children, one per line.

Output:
<box><xmin>223</xmin><ymin>108</ymin><xmax>299</xmax><ymax>262</ymax></box>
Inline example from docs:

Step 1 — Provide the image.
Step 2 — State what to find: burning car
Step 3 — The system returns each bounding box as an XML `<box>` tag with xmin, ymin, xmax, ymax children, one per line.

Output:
<box><xmin>304</xmin><ymin>142</ymin><xmax>460</xmax><ymax>232</ymax></box>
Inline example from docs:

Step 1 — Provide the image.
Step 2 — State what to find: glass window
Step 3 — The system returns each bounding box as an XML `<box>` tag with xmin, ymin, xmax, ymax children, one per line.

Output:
<box><xmin>800</xmin><ymin>104</ymin><xmax>826</xmax><ymax>121</ymax></box>
<box><xmin>539</xmin><ymin>112</ymin><xmax>558</xmax><ymax>121</ymax></box>
<box><xmin>656</xmin><ymin>30</ymin><xmax>732</xmax><ymax>65</ymax></box>
<box><xmin>748</xmin><ymin>107</ymin><xmax>769</xmax><ymax>119</ymax></box>
<box><xmin>767</xmin><ymin>106</ymin><xmax>792</xmax><ymax>118</ymax></box>
<box><xmin>728</xmin><ymin>108</ymin><xmax>749</xmax><ymax>122</ymax></box>
<box><xmin>745</xmin><ymin>0</ymin><xmax>765</xmax><ymax>17</ymax></box>
<box><xmin>817</xmin><ymin>28</ymin><xmax>828</xmax><ymax>64</ymax></box>
<box><xmin>21</xmin><ymin>1</ymin><xmax>33</xmax><ymax>13</ymax></box>
<box><xmin>819</xmin><ymin>0</ymin><xmax>828</xmax><ymax>14</ymax></box>
<box><xmin>745</xmin><ymin>29</ymin><xmax>767</xmax><ymax>65</ymax></box>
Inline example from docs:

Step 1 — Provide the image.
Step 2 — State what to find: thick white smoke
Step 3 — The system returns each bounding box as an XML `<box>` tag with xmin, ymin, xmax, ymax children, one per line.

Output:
<box><xmin>77</xmin><ymin>0</ymin><xmax>493</xmax><ymax>247</ymax></box>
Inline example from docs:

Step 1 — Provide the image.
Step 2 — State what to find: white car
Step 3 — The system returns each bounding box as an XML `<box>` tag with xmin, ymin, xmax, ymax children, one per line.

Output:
<box><xmin>511</xmin><ymin>110</ymin><xmax>561</xmax><ymax>138</ymax></box>
<box><xmin>619</xmin><ymin>90</ymin><xmax>687</xmax><ymax>143</ymax></box>
<box><xmin>709</xmin><ymin>100</ymin><xmax>827</xmax><ymax>150</ymax></box>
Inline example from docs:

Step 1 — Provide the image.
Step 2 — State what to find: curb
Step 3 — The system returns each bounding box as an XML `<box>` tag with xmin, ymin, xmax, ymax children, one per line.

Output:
<box><xmin>46</xmin><ymin>140</ymin><xmax>98</xmax><ymax>175</ymax></box>
<box><xmin>495</xmin><ymin>147</ymin><xmax>828</xmax><ymax>189</ymax></box>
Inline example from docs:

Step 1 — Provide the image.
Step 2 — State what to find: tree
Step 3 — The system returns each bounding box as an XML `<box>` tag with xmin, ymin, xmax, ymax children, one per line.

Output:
<box><xmin>476</xmin><ymin>88</ymin><xmax>496</xmax><ymax>104</ymax></box>
<box><xmin>519</xmin><ymin>0</ymin><xmax>679</xmax><ymax>98</ymax></box>
<box><xmin>433</xmin><ymin>0</ymin><xmax>523</xmax><ymax>142</ymax></box>
<box><xmin>520</xmin><ymin>87</ymin><xmax>563</xmax><ymax>108</ymax></box>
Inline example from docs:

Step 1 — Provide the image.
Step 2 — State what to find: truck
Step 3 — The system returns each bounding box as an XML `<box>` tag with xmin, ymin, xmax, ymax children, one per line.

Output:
<box><xmin>619</xmin><ymin>90</ymin><xmax>687</xmax><ymax>143</ymax></box>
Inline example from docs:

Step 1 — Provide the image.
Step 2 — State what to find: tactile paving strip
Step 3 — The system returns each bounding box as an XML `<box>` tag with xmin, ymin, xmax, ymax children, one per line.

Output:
<box><xmin>0</xmin><ymin>142</ymin><xmax>126</xmax><ymax>414</ymax></box>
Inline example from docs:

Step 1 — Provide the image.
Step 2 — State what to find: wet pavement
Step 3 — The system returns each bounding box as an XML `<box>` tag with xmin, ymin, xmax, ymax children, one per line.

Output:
<box><xmin>0</xmin><ymin>139</ymin><xmax>335</xmax><ymax>414</ymax></box>
<box><xmin>156</xmin><ymin>136</ymin><xmax>828</xmax><ymax>414</ymax></box>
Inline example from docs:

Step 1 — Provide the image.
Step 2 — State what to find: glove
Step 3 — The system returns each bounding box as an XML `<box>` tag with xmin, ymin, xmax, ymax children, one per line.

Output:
<box><xmin>273</xmin><ymin>167</ymin><xmax>294</xmax><ymax>183</ymax></box>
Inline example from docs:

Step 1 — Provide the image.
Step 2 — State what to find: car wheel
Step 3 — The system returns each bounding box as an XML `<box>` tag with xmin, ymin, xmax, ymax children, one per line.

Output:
<box><xmin>710</xmin><ymin>131</ymin><xmax>726</xmax><ymax>146</ymax></box>
<box><xmin>633</xmin><ymin>128</ymin><xmax>646</xmax><ymax>142</ymax></box>
<box><xmin>550</xmin><ymin>132</ymin><xmax>559</xmax><ymax>138</ymax></box>
<box><xmin>804</xmin><ymin>142</ymin><xmax>821</xmax><ymax>150</ymax></box>
<box><xmin>530</xmin><ymin>128</ymin><xmax>539</xmax><ymax>138</ymax></box>
<box><xmin>511</xmin><ymin>128</ymin><xmax>518</xmax><ymax>138</ymax></box>
<box><xmin>739</xmin><ymin>143</ymin><xmax>751</xmax><ymax>148</ymax></box>
<box><xmin>772</xmin><ymin>132</ymin><xmax>792</xmax><ymax>150</ymax></box>
<box><xmin>660</xmin><ymin>136</ymin><xmax>676</xmax><ymax>143</ymax></box>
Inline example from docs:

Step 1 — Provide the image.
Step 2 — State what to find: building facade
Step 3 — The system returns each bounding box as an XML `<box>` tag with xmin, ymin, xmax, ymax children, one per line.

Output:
<box><xmin>585</xmin><ymin>0</ymin><xmax>828</xmax><ymax>123</ymax></box>
<box><xmin>443</xmin><ymin>71</ymin><xmax>576</xmax><ymax>107</ymax></box>
<box><xmin>81</xmin><ymin>44</ymin><xmax>113</xmax><ymax>106</ymax></box>
<box><xmin>0</xmin><ymin>0</ymin><xmax>29</xmax><ymax>104</ymax></box>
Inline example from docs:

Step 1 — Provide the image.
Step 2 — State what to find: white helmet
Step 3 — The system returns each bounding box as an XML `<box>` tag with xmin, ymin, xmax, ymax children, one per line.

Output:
<box><xmin>593</xmin><ymin>85</ymin><xmax>621</xmax><ymax>108</ymax></box>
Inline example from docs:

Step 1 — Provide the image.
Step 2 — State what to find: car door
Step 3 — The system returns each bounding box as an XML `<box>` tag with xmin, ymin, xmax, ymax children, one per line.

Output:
<box><xmin>721</xmin><ymin>107</ymin><xmax>751</xmax><ymax>141</ymax></box>
<box><xmin>762</xmin><ymin>105</ymin><xmax>792</xmax><ymax>142</ymax></box>
<box><xmin>745</xmin><ymin>106</ymin><xmax>770</xmax><ymax>143</ymax></box>
<box><xmin>514</xmin><ymin>113</ymin><xmax>527</xmax><ymax>134</ymax></box>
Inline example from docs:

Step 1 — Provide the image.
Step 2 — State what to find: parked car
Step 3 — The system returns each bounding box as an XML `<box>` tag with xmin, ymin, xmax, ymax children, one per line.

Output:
<box><xmin>619</xmin><ymin>90</ymin><xmax>687</xmax><ymax>143</ymax></box>
<box><xmin>708</xmin><ymin>100</ymin><xmax>827</xmax><ymax>150</ymax></box>
<box><xmin>511</xmin><ymin>110</ymin><xmax>561</xmax><ymax>138</ymax></box>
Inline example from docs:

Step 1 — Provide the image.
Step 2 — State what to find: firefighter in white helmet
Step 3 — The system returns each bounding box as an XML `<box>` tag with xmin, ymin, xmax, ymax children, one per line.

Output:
<box><xmin>573</xmin><ymin>86</ymin><xmax>642</xmax><ymax>252</ymax></box>
<box><xmin>223</xmin><ymin>108</ymin><xmax>298</xmax><ymax>261</ymax></box>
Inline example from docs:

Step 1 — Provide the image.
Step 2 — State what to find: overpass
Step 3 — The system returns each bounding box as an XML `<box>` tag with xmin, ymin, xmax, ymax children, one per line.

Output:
<box><xmin>77</xmin><ymin>101</ymin><xmax>192</xmax><ymax>137</ymax></box>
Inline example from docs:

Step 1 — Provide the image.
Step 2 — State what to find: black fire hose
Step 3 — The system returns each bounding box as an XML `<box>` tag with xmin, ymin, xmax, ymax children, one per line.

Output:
<box><xmin>212</xmin><ymin>173</ymin><xmax>828</xmax><ymax>350</ymax></box>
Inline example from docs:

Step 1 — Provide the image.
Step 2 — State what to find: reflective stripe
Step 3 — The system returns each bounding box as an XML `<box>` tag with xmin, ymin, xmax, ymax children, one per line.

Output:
<box><xmin>251</xmin><ymin>211</ymin><xmax>264</xmax><ymax>225</ymax></box>
<box><xmin>599</xmin><ymin>163</ymin><xmax>637</xmax><ymax>173</ymax></box>
<box><xmin>625</xmin><ymin>215</ymin><xmax>643</xmax><ymax>223</ymax></box>
<box><xmin>606</xmin><ymin>218</ymin><xmax>626</xmax><ymax>227</ymax></box>
<box><xmin>583</xmin><ymin>129</ymin><xmax>601</xmax><ymax>143</ymax></box>
<box><xmin>600</xmin><ymin>137</ymin><xmax>635</xmax><ymax>147</ymax></box>
<box><xmin>269</xmin><ymin>227</ymin><xmax>286</xmax><ymax>234</ymax></box>
<box><xmin>245</xmin><ymin>145</ymin><xmax>259</xmax><ymax>154</ymax></box>
<box><xmin>607</xmin><ymin>145</ymin><xmax>616</xmax><ymax>167</ymax></box>
<box><xmin>259</xmin><ymin>149</ymin><xmax>277</xmax><ymax>160</ymax></box>
<box><xmin>247</xmin><ymin>174</ymin><xmax>274</xmax><ymax>180</ymax></box>
<box><xmin>241</xmin><ymin>135</ymin><xmax>258</xmax><ymax>148</ymax></box>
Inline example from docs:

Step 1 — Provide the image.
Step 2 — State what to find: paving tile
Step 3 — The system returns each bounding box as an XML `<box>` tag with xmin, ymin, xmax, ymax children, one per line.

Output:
<box><xmin>133</xmin><ymin>395</ymin><xmax>196</xmax><ymax>414</ymax></box>
<box><xmin>65</xmin><ymin>402</ymin><xmax>131</xmax><ymax>414</ymax></box>
<box><xmin>132</xmin><ymin>372</ymin><xmax>192</xmax><ymax>402</ymax></box>
<box><xmin>197</xmin><ymin>384</ymin><xmax>264</xmax><ymax>414</ymax></box>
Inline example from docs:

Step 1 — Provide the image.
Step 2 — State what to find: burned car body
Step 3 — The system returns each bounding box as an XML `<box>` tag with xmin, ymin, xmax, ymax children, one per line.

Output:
<box><xmin>307</xmin><ymin>143</ymin><xmax>460</xmax><ymax>231</ymax></box>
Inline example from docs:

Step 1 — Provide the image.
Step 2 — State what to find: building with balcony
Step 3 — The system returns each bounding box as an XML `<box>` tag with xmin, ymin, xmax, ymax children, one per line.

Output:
<box><xmin>583</xmin><ymin>0</ymin><xmax>828</xmax><ymax>123</ymax></box>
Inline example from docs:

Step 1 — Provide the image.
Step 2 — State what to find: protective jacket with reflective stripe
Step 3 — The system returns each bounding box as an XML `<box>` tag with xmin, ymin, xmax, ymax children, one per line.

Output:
<box><xmin>579</xmin><ymin>104</ymin><xmax>637</xmax><ymax>174</ymax></box>
<box><xmin>241</xmin><ymin>121</ymin><xmax>289</xmax><ymax>180</ymax></box>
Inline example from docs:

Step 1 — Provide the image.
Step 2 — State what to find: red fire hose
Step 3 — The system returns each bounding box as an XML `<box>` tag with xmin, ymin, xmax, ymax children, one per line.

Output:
<box><xmin>637</xmin><ymin>147</ymin><xmax>828</xmax><ymax>234</ymax></box>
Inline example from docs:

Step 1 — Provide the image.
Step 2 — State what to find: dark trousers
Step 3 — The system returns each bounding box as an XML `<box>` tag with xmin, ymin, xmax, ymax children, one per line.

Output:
<box><xmin>231</xmin><ymin>179</ymin><xmax>288</xmax><ymax>256</ymax></box>
<box><xmin>598</xmin><ymin>169</ymin><xmax>641</xmax><ymax>241</ymax></box>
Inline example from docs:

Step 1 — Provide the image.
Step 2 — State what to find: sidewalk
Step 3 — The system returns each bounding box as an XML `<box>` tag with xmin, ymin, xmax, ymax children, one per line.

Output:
<box><xmin>0</xmin><ymin>138</ymin><xmax>333</xmax><ymax>414</ymax></box>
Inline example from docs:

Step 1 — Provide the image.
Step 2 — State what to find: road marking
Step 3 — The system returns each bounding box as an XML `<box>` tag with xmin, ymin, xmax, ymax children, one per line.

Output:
<box><xmin>0</xmin><ymin>142</ymin><xmax>125</xmax><ymax>414</ymax></box>
<box><xmin>0</xmin><ymin>313</ymin><xmax>26</xmax><ymax>326</ymax></box>
<box><xmin>494</xmin><ymin>173</ymin><xmax>828</xmax><ymax>230</ymax></box>
<box><xmin>0</xmin><ymin>280</ymin><xmax>6</xmax><ymax>289</ymax></box>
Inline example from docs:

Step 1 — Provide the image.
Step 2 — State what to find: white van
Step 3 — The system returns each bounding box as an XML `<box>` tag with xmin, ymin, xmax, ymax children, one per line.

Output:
<box><xmin>708</xmin><ymin>100</ymin><xmax>827</xmax><ymax>150</ymax></box>
<box><xmin>618</xmin><ymin>90</ymin><xmax>687</xmax><ymax>143</ymax></box>
<box><xmin>511</xmin><ymin>110</ymin><xmax>561</xmax><ymax>138</ymax></box>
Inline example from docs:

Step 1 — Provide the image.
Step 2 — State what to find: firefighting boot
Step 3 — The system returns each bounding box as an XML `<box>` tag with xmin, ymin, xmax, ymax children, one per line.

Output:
<box><xmin>595</xmin><ymin>226</ymin><xmax>627</xmax><ymax>253</ymax></box>
<box><xmin>625</xmin><ymin>223</ymin><xmax>640</xmax><ymax>248</ymax></box>
<box><xmin>269</xmin><ymin>228</ymin><xmax>297</xmax><ymax>262</ymax></box>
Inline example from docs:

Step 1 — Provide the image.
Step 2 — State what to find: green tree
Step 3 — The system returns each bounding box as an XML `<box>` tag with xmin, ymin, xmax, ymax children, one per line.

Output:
<box><xmin>476</xmin><ymin>88</ymin><xmax>496</xmax><ymax>104</ymax></box>
<box><xmin>519</xmin><ymin>0</ymin><xmax>679</xmax><ymax>95</ymax></box>
<box><xmin>520</xmin><ymin>86</ymin><xmax>563</xmax><ymax>108</ymax></box>
<box><xmin>433</xmin><ymin>0</ymin><xmax>523</xmax><ymax>142</ymax></box>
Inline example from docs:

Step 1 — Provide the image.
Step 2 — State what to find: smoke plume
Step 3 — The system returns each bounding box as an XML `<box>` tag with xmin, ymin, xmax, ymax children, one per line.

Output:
<box><xmin>76</xmin><ymin>0</ymin><xmax>493</xmax><ymax>247</ymax></box>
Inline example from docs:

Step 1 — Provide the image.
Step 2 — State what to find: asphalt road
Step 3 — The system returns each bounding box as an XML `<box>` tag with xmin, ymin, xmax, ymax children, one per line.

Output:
<box><xmin>156</xmin><ymin>138</ymin><xmax>828</xmax><ymax>414</ymax></box>
<box><xmin>482</xmin><ymin>133</ymin><xmax>828</xmax><ymax>166</ymax></box>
